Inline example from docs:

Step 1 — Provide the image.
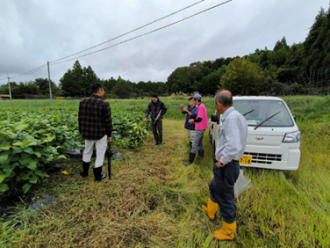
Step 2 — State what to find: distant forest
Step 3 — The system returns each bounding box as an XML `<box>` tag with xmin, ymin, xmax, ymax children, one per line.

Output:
<box><xmin>0</xmin><ymin>4</ymin><xmax>329</xmax><ymax>98</ymax></box>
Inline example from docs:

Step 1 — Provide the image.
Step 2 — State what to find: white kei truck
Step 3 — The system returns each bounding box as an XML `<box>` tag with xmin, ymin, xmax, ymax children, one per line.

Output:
<box><xmin>209</xmin><ymin>96</ymin><xmax>301</xmax><ymax>170</ymax></box>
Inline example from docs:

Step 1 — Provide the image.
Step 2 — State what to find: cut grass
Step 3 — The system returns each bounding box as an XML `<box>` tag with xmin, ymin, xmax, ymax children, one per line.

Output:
<box><xmin>0</xmin><ymin>118</ymin><xmax>329</xmax><ymax>247</ymax></box>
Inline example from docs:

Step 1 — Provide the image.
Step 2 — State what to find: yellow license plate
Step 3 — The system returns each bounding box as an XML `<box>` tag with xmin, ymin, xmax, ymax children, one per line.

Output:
<box><xmin>239</xmin><ymin>155</ymin><xmax>252</xmax><ymax>165</ymax></box>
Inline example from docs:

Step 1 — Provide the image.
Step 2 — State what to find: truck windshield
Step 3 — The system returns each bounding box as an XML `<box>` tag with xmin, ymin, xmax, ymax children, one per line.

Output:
<box><xmin>233</xmin><ymin>100</ymin><xmax>294</xmax><ymax>127</ymax></box>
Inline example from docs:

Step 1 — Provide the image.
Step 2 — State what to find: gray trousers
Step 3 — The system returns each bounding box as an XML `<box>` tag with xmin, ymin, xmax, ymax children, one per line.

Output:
<box><xmin>191</xmin><ymin>129</ymin><xmax>205</xmax><ymax>153</ymax></box>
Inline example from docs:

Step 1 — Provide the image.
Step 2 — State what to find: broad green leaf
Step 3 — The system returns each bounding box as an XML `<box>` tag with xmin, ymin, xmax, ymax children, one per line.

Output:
<box><xmin>22</xmin><ymin>183</ymin><xmax>31</xmax><ymax>194</ymax></box>
<box><xmin>29</xmin><ymin>175</ymin><xmax>38</xmax><ymax>184</ymax></box>
<box><xmin>57</xmin><ymin>155</ymin><xmax>67</xmax><ymax>160</ymax></box>
<box><xmin>23</xmin><ymin>147</ymin><xmax>34</xmax><ymax>155</ymax></box>
<box><xmin>0</xmin><ymin>174</ymin><xmax>6</xmax><ymax>184</ymax></box>
<box><xmin>33</xmin><ymin>151</ymin><xmax>42</xmax><ymax>158</ymax></box>
<box><xmin>14</xmin><ymin>123</ymin><xmax>29</xmax><ymax>132</ymax></box>
<box><xmin>0</xmin><ymin>183</ymin><xmax>9</xmax><ymax>192</ymax></box>
<box><xmin>19</xmin><ymin>158</ymin><xmax>29</xmax><ymax>167</ymax></box>
<box><xmin>8</xmin><ymin>133</ymin><xmax>18</xmax><ymax>139</ymax></box>
<box><xmin>35</xmin><ymin>170</ymin><xmax>48</xmax><ymax>179</ymax></box>
<box><xmin>12</xmin><ymin>141</ymin><xmax>24</xmax><ymax>147</ymax></box>
<box><xmin>27</xmin><ymin>161</ymin><xmax>37</xmax><ymax>170</ymax></box>
<box><xmin>0</xmin><ymin>142</ymin><xmax>11</xmax><ymax>151</ymax></box>
<box><xmin>22</xmin><ymin>141</ymin><xmax>33</xmax><ymax>147</ymax></box>
<box><xmin>20</xmin><ymin>171</ymin><xmax>32</xmax><ymax>180</ymax></box>
<box><xmin>12</xmin><ymin>147</ymin><xmax>23</xmax><ymax>154</ymax></box>
<box><xmin>0</xmin><ymin>152</ymin><xmax>9</xmax><ymax>164</ymax></box>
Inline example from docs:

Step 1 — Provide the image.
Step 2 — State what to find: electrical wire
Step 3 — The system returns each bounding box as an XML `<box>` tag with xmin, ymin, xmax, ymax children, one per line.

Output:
<box><xmin>0</xmin><ymin>64</ymin><xmax>47</xmax><ymax>81</ymax></box>
<box><xmin>50</xmin><ymin>0</ymin><xmax>206</xmax><ymax>64</ymax></box>
<box><xmin>0</xmin><ymin>0</ymin><xmax>207</xmax><ymax>82</ymax></box>
<box><xmin>52</xmin><ymin>0</ymin><xmax>232</xmax><ymax>66</ymax></box>
<box><xmin>0</xmin><ymin>0</ymin><xmax>232</xmax><ymax>82</ymax></box>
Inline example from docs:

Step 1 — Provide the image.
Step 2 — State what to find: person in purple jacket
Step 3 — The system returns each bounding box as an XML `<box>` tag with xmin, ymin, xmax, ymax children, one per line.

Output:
<box><xmin>180</xmin><ymin>97</ymin><xmax>198</xmax><ymax>148</ymax></box>
<box><xmin>185</xmin><ymin>93</ymin><xmax>208</xmax><ymax>166</ymax></box>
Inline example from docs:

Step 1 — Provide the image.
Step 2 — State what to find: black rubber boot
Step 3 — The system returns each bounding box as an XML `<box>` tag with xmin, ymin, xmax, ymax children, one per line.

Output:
<box><xmin>80</xmin><ymin>162</ymin><xmax>90</xmax><ymax>177</ymax></box>
<box><xmin>184</xmin><ymin>153</ymin><xmax>196</xmax><ymax>166</ymax></box>
<box><xmin>159</xmin><ymin>135</ymin><xmax>163</xmax><ymax>146</ymax></box>
<box><xmin>93</xmin><ymin>167</ymin><xmax>106</xmax><ymax>181</ymax></box>
<box><xmin>152</xmin><ymin>133</ymin><xmax>159</xmax><ymax>146</ymax></box>
<box><xmin>197</xmin><ymin>150</ymin><xmax>204</xmax><ymax>160</ymax></box>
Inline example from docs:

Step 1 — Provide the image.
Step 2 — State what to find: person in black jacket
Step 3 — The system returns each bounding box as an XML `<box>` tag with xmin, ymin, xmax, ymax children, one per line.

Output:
<box><xmin>144</xmin><ymin>93</ymin><xmax>167</xmax><ymax>146</ymax></box>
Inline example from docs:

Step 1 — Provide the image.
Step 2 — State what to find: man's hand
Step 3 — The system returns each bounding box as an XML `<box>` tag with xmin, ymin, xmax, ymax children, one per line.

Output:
<box><xmin>188</xmin><ymin>119</ymin><xmax>194</xmax><ymax>124</ymax></box>
<box><xmin>144</xmin><ymin>117</ymin><xmax>147</xmax><ymax>122</ymax></box>
<box><xmin>157</xmin><ymin>114</ymin><xmax>161</xmax><ymax>119</ymax></box>
<box><xmin>180</xmin><ymin>104</ymin><xmax>184</xmax><ymax>108</ymax></box>
<box><xmin>215</xmin><ymin>157</ymin><xmax>225</xmax><ymax>168</ymax></box>
<box><xmin>108</xmin><ymin>137</ymin><xmax>112</xmax><ymax>142</ymax></box>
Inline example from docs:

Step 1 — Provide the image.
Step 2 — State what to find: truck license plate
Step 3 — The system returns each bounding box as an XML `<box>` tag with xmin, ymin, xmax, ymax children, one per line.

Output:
<box><xmin>239</xmin><ymin>155</ymin><xmax>252</xmax><ymax>165</ymax></box>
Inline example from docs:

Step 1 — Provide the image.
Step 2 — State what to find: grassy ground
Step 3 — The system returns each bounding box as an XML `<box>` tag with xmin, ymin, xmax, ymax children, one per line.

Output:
<box><xmin>1</xmin><ymin>96</ymin><xmax>330</xmax><ymax>247</ymax></box>
<box><xmin>0</xmin><ymin>116</ymin><xmax>329</xmax><ymax>247</ymax></box>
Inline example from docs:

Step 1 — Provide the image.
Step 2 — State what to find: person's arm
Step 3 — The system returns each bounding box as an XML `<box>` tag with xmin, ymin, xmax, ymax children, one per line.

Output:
<box><xmin>190</xmin><ymin>106</ymin><xmax>197</xmax><ymax>119</ymax></box>
<box><xmin>160</xmin><ymin>102</ymin><xmax>167</xmax><ymax>116</ymax></box>
<box><xmin>181</xmin><ymin>104</ymin><xmax>187</xmax><ymax>114</ymax></box>
<box><xmin>194</xmin><ymin>117</ymin><xmax>203</xmax><ymax>123</ymax></box>
<box><xmin>220</xmin><ymin>117</ymin><xmax>242</xmax><ymax>165</ymax></box>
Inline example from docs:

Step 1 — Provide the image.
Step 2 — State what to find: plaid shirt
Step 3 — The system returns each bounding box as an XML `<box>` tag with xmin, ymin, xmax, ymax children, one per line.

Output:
<box><xmin>78</xmin><ymin>94</ymin><xmax>113</xmax><ymax>140</ymax></box>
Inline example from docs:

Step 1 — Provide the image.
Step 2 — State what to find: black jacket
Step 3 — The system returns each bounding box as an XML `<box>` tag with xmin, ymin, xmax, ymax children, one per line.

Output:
<box><xmin>145</xmin><ymin>99</ymin><xmax>167</xmax><ymax>121</ymax></box>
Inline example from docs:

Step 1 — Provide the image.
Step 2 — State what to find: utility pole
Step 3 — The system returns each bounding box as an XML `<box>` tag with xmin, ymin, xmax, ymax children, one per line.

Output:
<box><xmin>47</xmin><ymin>61</ymin><xmax>52</xmax><ymax>103</ymax></box>
<box><xmin>7</xmin><ymin>74</ymin><xmax>12</xmax><ymax>100</ymax></box>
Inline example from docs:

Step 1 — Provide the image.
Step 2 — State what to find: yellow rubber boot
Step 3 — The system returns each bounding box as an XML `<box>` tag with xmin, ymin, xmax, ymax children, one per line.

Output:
<box><xmin>201</xmin><ymin>198</ymin><xmax>218</xmax><ymax>220</ymax></box>
<box><xmin>213</xmin><ymin>221</ymin><xmax>236</xmax><ymax>241</ymax></box>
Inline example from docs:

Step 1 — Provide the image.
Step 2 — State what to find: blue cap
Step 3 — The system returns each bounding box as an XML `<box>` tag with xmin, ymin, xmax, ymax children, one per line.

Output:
<box><xmin>193</xmin><ymin>93</ymin><xmax>201</xmax><ymax>100</ymax></box>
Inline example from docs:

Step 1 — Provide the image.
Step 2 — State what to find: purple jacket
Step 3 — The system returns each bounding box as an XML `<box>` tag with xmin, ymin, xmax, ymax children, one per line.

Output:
<box><xmin>182</xmin><ymin>105</ymin><xmax>198</xmax><ymax>130</ymax></box>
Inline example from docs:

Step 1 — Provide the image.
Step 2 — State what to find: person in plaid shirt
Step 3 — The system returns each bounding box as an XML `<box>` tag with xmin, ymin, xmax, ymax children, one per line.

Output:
<box><xmin>78</xmin><ymin>83</ymin><xmax>112</xmax><ymax>181</ymax></box>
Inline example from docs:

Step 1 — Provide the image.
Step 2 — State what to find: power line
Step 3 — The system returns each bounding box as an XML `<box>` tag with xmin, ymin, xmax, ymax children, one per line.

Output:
<box><xmin>50</xmin><ymin>0</ymin><xmax>206</xmax><ymax>64</ymax></box>
<box><xmin>0</xmin><ymin>0</ymin><xmax>232</xmax><ymax>82</ymax></box>
<box><xmin>0</xmin><ymin>0</ymin><xmax>207</xmax><ymax>83</ymax></box>
<box><xmin>0</xmin><ymin>64</ymin><xmax>47</xmax><ymax>81</ymax></box>
<box><xmin>51</xmin><ymin>0</ymin><xmax>232</xmax><ymax>66</ymax></box>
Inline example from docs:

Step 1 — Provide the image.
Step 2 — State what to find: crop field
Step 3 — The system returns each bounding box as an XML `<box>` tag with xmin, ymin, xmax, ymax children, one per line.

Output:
<box><xmin>0</xmin><ymin>96</ymin><xmax>329</xmax><ymax>247</ymax></box>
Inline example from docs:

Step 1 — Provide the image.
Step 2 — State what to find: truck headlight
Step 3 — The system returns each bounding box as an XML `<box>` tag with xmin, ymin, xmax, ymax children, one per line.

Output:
<box><xmin>282</xmin><ymin>131</ymin><xmax>301</xmax><ymax>143</ymax></box>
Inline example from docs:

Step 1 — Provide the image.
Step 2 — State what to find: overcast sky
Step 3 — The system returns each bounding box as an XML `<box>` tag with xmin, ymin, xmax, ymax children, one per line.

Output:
<box><xmin>0</xmin><ymin>0</ymin><xmax>328</xmax><ymax>86</ymax></box>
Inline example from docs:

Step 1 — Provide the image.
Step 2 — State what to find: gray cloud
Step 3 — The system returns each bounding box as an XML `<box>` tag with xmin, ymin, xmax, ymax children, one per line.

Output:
<box><xmin>0</xmin><ymin>0</ymin><xmax>328</xmax><ymax>85</ymax></box>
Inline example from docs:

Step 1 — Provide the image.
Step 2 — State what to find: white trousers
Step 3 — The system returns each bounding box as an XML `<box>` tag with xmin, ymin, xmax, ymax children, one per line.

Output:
<box><xmin>82</xmin><ymin>135</ymin><xmax>107</xmax><ymax>168</ymax></box>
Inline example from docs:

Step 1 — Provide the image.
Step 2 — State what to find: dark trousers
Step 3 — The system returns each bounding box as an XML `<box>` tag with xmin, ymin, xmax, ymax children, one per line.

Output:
<box><xmin>209</xmin><ymin>160</ymin><xmax>240</xmax><ymax>223</ymax></box>
<box><xmin>152</xmin><ymin>119</ymin><xmax>163</xmax><ymax>143</ymax></box>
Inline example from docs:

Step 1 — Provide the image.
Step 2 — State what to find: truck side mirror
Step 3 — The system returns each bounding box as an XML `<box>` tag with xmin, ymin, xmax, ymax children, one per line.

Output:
<box><xmin>293</xmin><ymin>115</ymin><xmax>296</xmax><ymax>122</ymax></box>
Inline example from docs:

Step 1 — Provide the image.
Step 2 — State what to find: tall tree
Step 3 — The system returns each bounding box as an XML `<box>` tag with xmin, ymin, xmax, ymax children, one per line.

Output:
<box><xmin>166</xmin><ymin>66</ymin><xmax>191</xmax><ymax>93</ymax></box>
<box><xmin>221</xmin><ymin>58</ymin><xmax>267</xmax><ymax>95</ymax></box>
<box><xmin>303</xmin><ymin>7</ymin><xmax>327</xmax><ymax>72</ymax></box>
